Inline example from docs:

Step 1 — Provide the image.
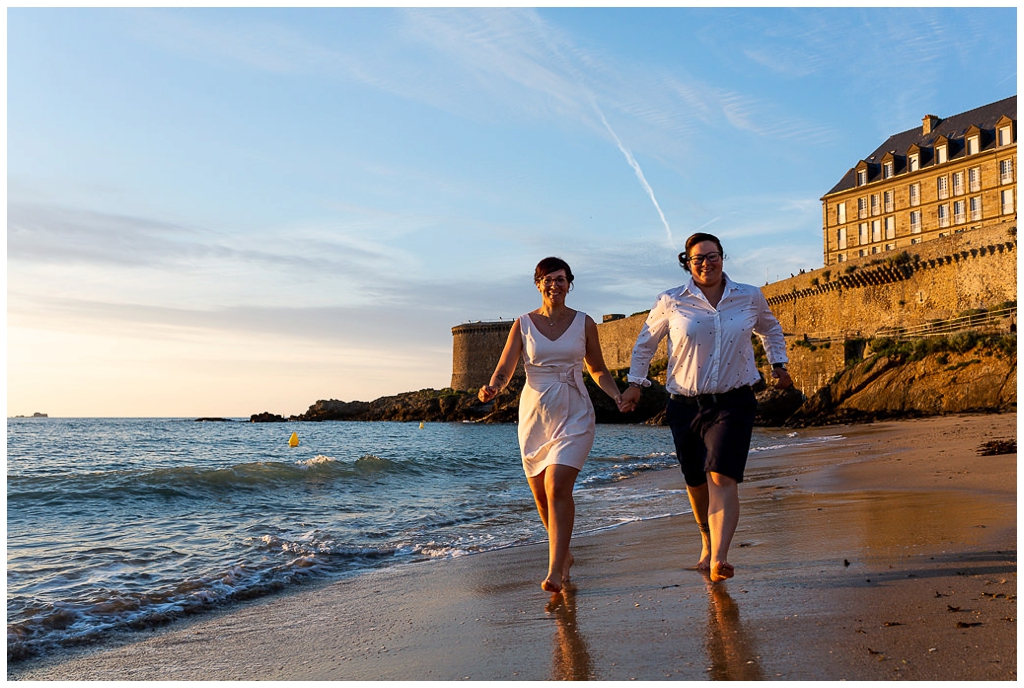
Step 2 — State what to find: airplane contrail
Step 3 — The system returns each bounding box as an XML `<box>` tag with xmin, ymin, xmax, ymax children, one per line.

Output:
<box><xmin>594</xmin><ymin>106</ymin><xmax>675</xmax><ymax>248</ymax></box>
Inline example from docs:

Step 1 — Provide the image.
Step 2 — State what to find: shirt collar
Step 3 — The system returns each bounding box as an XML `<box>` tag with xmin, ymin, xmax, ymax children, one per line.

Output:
<box><xmin>681</xmin><ymin>273</ymin><xmax>732</xmax><ymax>298</ymax></box>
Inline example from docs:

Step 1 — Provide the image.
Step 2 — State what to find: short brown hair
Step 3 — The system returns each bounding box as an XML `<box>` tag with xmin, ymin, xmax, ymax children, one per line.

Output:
<box><xmin>534</xmin><ymin>256</ymin><xmax>574</xmax><ymax>284</ymax></box>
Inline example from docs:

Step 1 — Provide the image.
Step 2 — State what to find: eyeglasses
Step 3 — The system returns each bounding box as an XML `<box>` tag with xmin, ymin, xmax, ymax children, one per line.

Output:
<box><xmin>686</xmin><ymin>252</ymin><xmax>722</xmax><ymax>265</ymax></box>
<box><xmin>538</xmin><ymin>277</ymin><xmax>568</xmax><ymax>286</ymax></box>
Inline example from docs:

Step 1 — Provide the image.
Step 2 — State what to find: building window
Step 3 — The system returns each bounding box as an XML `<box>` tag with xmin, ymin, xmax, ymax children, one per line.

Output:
<box><xmin>1000</xmin><ymin>159</ymin><xmax>1014</xmax><ymax>184</ymax></box>
<box><xmin>871</xmin><ymin>219</ymin><xmax>881</xmax><ymax>242</ymax></box>
<box><xmin>859</xmin><ymin>248</ymin><xmax>869</xmax><ymax>257</ymax></box>
<box><xmin>837</xmin><ymin>203</ymin><xmax>846</xmax><ymax>224</ymax></box>
<box><xmin>969</xmin><ymin>167</ymin><xmax>981</xmax><ymax>193</ymax></box>
<box><xmin>884</xmin><ymin>216</ymin><xmax>895</xmax><ymax>239</ymax></box>
<box><xmin>953</xmin><ymin>199</ymin><xmax>966</xmax><ymax>225</ymax></box>
<box><xmin>909</xmin><ymin>183</ymin><xmax>920</xmax><ymax>206</ymax></box>
<box><xmin>858</xmin><ymin>197</ymin><xmax>867</xmax><ymax>219</ymax></box>
<box><xmin>967</xmin><ymin>135</ymin><xmax>979</xmax><ymax>155</ymax></box>
<box><xmin>1001</xmin><ymin>189</ymin><xmax>1015</xmax><ymax>215</ymax></box>
<box><xmin>998</xmin><ymin>125</ymin><xmax>1013</xmax><ymax>146</ymax></box>
<box><xmin>908</xmin><ymin>153</ymin><xmax>919</xmax><ymax>172</ymax></box>
<box><xmin>938</xmin><ymin>204</ymin><xmax>949</xmax><ymax>227</ymax></box>
<box><xmin>911</xmin><ymin>237</ymin><xmax>922</xmax><ymax>245</ymax></box>
<box><xmin>936</xmin><ymin>145</ymin><xmax>947</xmax><ymax>164</ymax></box>
<box><xmin>885</xmin><ymin>243</ymin><xmax>895</xmax><ymax>251</ymax></box>
<box><xmin>883</xmin><ymin>161</ymin><xmax>893</xmax><ymax>179</ymax></box>
<box><xmin>872</xmin><ymin>246</ymin><xmax>880</xmax><ymax>254</ymax></box>
<box><xmin>937</xmin><ymin>176</ymin><xmax>949</xmax><ymax>200</ymax></box>
<box><xmin>857</xmin><ymin>170</ymin><xmax>867</xmax><ymax>186</ymax></box>
<box><xmin>858</xmin><ymin>222</ymin><xmax>869</xmax><ymax>245</ymax></box>
<box><xmin>910</xmin><ymin>210</ymin><xmax>921</xmax><ymax>233</ymax></box>
<box><xmin>884</xmin><ymin>190</ymin><xmax>894</xmax><ymax>212</ymax></box>
<box><xmin>952</xmin><ymin>171</ymin><xmax>964</xmax><ymax>196</ymax></box>
<box><xmin>870</xmin><ymin>194</ymin><xmax>880</xmax><ymax>216</ymax></box>
<box><xmin>970</xmin><ymin>196</ymin><xmax>982</xmax><ymax>221</ymax></box>
<box><xmin>837</xmin><ymin>227</ymin><xmax>847</xmax><ymax>250</ymax></box>
<box><xmin>837</xmin><ymin>253</ymin><xmax>846</xmax><ymax>262</ymax></box>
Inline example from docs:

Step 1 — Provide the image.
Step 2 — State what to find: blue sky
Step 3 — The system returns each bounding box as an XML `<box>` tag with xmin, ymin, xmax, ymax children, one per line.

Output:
<box><xmin>7</xmin><ymin>7</ymin><xmax>1017</xmax><ymax>417</ymax></box>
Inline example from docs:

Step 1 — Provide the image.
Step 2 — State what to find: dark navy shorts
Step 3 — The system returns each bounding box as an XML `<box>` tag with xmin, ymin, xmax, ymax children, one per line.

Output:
<box><xmin>665</xmin><ymin>386</ymin><xmax>758</xmax><ymax>487</ymax></box>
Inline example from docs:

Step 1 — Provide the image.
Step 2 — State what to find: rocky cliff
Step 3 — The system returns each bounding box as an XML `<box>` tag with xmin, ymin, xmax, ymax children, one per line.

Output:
<box><xmin>270</xmin><ymin>333</ymin><xmax>1014</xmax><ymax>427</ymax></box>
<box><xmin>787</xmin><ymin>336</ymin><xmax>1016</xmax><ymax>426</ymax></box>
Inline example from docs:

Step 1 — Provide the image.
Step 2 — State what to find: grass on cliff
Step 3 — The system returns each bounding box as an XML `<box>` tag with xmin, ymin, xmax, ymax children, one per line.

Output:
<box><xmin>860</xmin><ymin>331</ymin><xmax>1016</xmax><ymax>367</ymax></box>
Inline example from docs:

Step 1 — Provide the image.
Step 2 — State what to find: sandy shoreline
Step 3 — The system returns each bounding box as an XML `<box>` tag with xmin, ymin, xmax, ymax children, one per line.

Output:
<box><xmin>9</xmin><ymin>412</ymin><xmax>1016</xmax><ymax>680</ymax></box>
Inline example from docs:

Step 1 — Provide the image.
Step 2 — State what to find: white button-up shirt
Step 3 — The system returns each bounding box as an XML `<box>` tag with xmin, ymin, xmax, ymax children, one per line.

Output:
<box><xmin>627</xmin><ymin>274</ymin><xmax>788</xmax><ymax>396</ymax></box>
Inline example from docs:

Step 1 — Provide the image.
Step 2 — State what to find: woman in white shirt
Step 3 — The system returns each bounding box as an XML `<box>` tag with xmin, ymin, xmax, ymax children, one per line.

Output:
<box><xmin>618</xmin><ymin>233</ymin><xmax>791</xmax><ymax>583</ymax></box>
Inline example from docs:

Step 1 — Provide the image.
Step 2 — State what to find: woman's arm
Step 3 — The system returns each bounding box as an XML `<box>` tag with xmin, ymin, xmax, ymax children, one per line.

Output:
<box><xmin>477</xmin><ymin>319</ymin><xmax>524</xmax><ymax>403</ymax></box>
<box><xmin>582</xmin><ymin>315</ymin><xmax>622</xmax><ymax>405</ymax></box>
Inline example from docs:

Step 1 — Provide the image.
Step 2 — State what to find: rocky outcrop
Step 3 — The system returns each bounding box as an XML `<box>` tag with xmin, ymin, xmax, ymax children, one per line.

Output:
<box><xmin>787</xmin><ymin>348</ymin><xmax>1016</xmax><ymax>426</ymax></box>
<box><xmin>285</xmin><ymin>375</ymin><xmax>807</xmax><ymax>427</ymax></box>
<box><xmin>250</xmin><ymin>412</ymin><xmax>288</xmax><ymax>423</ymax></box>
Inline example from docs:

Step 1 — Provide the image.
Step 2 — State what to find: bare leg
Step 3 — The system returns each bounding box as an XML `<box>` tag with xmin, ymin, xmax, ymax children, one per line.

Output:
<box><xmin>707</xmin><ymin>471</ymin><xmax>739</xmax><ymax>582</ymax></box>
<box><xmin>528</xmin><ymin>464</ymin><xmax>579</xmax><ymax>593</ymax></box>
<box><xmin>685</xmin><ymin>483</ymin><xmax>711</xmax><ymax>571</ymax></box>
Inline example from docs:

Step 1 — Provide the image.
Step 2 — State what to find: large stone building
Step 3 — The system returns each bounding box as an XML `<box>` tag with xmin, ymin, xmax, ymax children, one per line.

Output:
<box><xmin>821</xmin><ymin>96</ymin><xmax>1016</xmax><ymax>266</ymax></box>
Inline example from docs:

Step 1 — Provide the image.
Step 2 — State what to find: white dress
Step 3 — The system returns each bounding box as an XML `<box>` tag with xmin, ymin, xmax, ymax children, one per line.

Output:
<box><xmin>517</xmin><ymin>311</ymin><xmax>596</xmax><ymax>477</ymax></box>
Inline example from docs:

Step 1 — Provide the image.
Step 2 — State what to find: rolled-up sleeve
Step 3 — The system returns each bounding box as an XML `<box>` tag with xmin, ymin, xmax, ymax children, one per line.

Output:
<box><xmin>752</xmin><ymin>291</ymin><xmax>788</xmax><ymax>366</ymax></box>
<box><xmin>627</xmin><ymin>294</ymin><xmax>670</xmax><ymax>386</ymax></box>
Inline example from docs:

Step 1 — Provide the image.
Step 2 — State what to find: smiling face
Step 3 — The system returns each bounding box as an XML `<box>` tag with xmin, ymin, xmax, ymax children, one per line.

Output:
<box><xmin>535</xmin><ymin>268</ymin><xmax>569</xmax><ymax>305</ymax></box>
<box><xmin>687</xmin><ymin>240</ymin><xmax>724</xmax><ymax>289</ymax></box>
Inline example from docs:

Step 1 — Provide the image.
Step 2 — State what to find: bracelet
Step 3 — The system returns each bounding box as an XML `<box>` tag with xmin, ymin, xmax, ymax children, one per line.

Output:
<box><xmin>628</xmin><ymin>381</ymin><xmax>643</xmax><ymax>388</ymax></box>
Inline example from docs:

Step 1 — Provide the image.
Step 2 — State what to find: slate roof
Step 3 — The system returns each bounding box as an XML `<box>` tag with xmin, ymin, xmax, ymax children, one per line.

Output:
<box><xmin>824</xmin><ymin>95</ymin><xmax>1016</xmax><ymax>196</ymax></box>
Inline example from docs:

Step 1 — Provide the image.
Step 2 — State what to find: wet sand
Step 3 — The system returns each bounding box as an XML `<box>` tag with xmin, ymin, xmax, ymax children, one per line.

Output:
<box><xmin>10</xmin><ymin>412</ymin><xmax>1016</xmax><ymax>681</ymax></box>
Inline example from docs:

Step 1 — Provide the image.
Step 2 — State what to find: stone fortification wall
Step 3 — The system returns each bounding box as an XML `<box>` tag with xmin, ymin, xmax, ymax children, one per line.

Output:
<box><xmin>763</xmin><ymin>224</ymin><xmax>1016</xmax><ymax>338</ymax></box>
<box><xmin>450</xmin><ymin>321</ymin><xmax>517</xmax><ymax>391</ymax></box>
<box><xmin>764</xmin><ymin>224</ymin><xmax>1016</xmax><ymax>397</ymax></box>
<box><xmin>592</xmin><ymin>312</ymin><xmax>668</xmax><ymax>375</ymax></box>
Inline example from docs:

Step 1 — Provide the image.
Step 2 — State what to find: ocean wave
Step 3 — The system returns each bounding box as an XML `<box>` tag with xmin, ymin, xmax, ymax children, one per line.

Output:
<box><xmin>6</xmin><ymin>454</ymin><xmax>443</xmax><ymax>504</ymax></box>
<box><xmin>6</xmin><ymin>535</ymin><xmax>408</xmax><ymax>662</ymax></box>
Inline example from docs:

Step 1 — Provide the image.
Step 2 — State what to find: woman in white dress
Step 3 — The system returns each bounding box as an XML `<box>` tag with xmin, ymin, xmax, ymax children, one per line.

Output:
<box><xmin>479</xmin><ymin>257</ymin><xmax>624</xmax><ymax>593</ymax></box>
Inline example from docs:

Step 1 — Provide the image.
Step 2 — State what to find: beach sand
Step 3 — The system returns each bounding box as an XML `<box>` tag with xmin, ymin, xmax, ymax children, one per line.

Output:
<box><xmin>9</xmin><ymin>412</ymin><xmax>1016</xmax><ymax>681</ymax></box>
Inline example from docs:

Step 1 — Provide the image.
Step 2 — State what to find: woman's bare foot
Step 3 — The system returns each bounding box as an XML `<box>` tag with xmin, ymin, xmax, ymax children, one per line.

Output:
<box><xmin>697</xmin><ymin>554</ymin><xmax>711</xmax><ymax>572</ymax></box>
<box><xmin>541</xmin><ymin>575</ymin><xmax>563</xmax><ymax>593</ymax></box>
<box><xmin>710</xmin><ymin>561</ymin><xmax>734</xmax><ymax>582</ymax></box>
<box><xmin>561</xmin><ymin>552</ymin><xmax>574</xmax><ymax>582</ymax></box>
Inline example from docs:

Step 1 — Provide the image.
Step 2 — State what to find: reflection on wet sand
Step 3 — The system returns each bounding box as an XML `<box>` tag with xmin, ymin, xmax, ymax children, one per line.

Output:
<box><xmin>545</xmin><ymin>586</ymin><xmax>595</xmax><ymax>680</ymax></box>
<box><xmin>705</xmin><ymin>583</ymin><xmax>763</xmax><ymax>680</ymax></box>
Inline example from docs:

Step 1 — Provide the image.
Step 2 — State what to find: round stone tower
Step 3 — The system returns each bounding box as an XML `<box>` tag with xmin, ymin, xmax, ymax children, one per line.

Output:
<box><xmin>450</xmin><ymin>321</ymin><xmax>521</xmax><ymax>390</ymax></box>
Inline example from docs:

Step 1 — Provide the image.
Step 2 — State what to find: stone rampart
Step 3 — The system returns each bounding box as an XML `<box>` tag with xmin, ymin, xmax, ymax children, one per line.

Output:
<box><xmin>450</xmin><ymin>321</ymin><xmax>518</xmax><ymax>391</ymax></box>
<box><xmin>763</xmin><ymin>224</ymin><xmax>1016</xmax><ymax>338</ymax></box>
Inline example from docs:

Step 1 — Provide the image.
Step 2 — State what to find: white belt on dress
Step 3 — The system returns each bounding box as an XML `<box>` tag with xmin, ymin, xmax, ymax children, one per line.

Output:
<box><xmin>525</xmin><ymin>365</ymin><xmax>585</xmax><ymax>393</ymax></box>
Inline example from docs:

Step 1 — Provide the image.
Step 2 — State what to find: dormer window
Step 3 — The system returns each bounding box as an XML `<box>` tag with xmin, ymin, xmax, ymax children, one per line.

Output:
<box><xmin>908</xmin><ymin>153</ymin><xmax>919</xmax><ymax>172</ymax></box>
<box><xmin>936</xmin><ymin>145</ymin><xmax>948</xmax><ymax>164</ymax></box>
<box><xmin>857</xmin><ymin>170</ymin><xmax>868</xmax><ymax>186</ymax></box>
<box><xmin>998</xmin><ymin>125</ymin><xmax>1013</xmax><ymax>146</ymax></box>
<box><xmin>883</xmin><ymin>161</ymin><xmax>893</xmax><ymax>179</ymax></box>
<box><xmin>967</xmin><ymin>135</ymin><xmax>980</xmax><ymax>155</ymax></box>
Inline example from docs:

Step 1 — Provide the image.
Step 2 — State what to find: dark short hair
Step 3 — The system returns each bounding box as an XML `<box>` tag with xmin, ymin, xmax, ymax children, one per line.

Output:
<box><xmin>534</xmin><ymin>256</ymin><xmax>574</xmax><ymax>284</ymax></box>
<box><xmin>678</xmin><ymin>232</ymin><xmax>725</xmax><ymax>273</ymax></box>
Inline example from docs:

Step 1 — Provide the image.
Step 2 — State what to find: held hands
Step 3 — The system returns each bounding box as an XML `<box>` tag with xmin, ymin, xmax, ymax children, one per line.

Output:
<box><xmin>477</xmin><ymin>385</ymin><xmax>499</xmax><ymax>403</ymax></box>
<box><xmin>617</xmin><ymin>385</ymin><xmax>641</xmax><ymax>413</ymax></box>
<box><xmin>771</xmin><ymin>368</ymin><xmax>793</xmax><ymax>390</ymax></box>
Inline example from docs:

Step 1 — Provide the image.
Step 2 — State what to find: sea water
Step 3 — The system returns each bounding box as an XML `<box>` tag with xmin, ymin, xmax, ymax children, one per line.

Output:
<box><xmin>7</xmin><ymin>418</ymin><xmax>835</xmax><ymax>661</ymax></box>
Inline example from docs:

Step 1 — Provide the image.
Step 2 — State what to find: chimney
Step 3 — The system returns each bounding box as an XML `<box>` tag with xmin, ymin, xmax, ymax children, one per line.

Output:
<box><xmin>922</xmin><ymin>114</ymin><xmax>941</xmax><ymax>135</ymax></box>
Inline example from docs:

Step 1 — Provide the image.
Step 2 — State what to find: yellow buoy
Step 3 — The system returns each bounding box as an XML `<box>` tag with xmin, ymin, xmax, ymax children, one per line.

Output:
<box><xmin>288</xmin><ymin>431</ymin><xmax>299</xmax><ymax>447</ymax></box>
<box><xmin>419</xmin><ymin>421</ymin><xmax>425</xmax><ymax>429</ymax></box>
